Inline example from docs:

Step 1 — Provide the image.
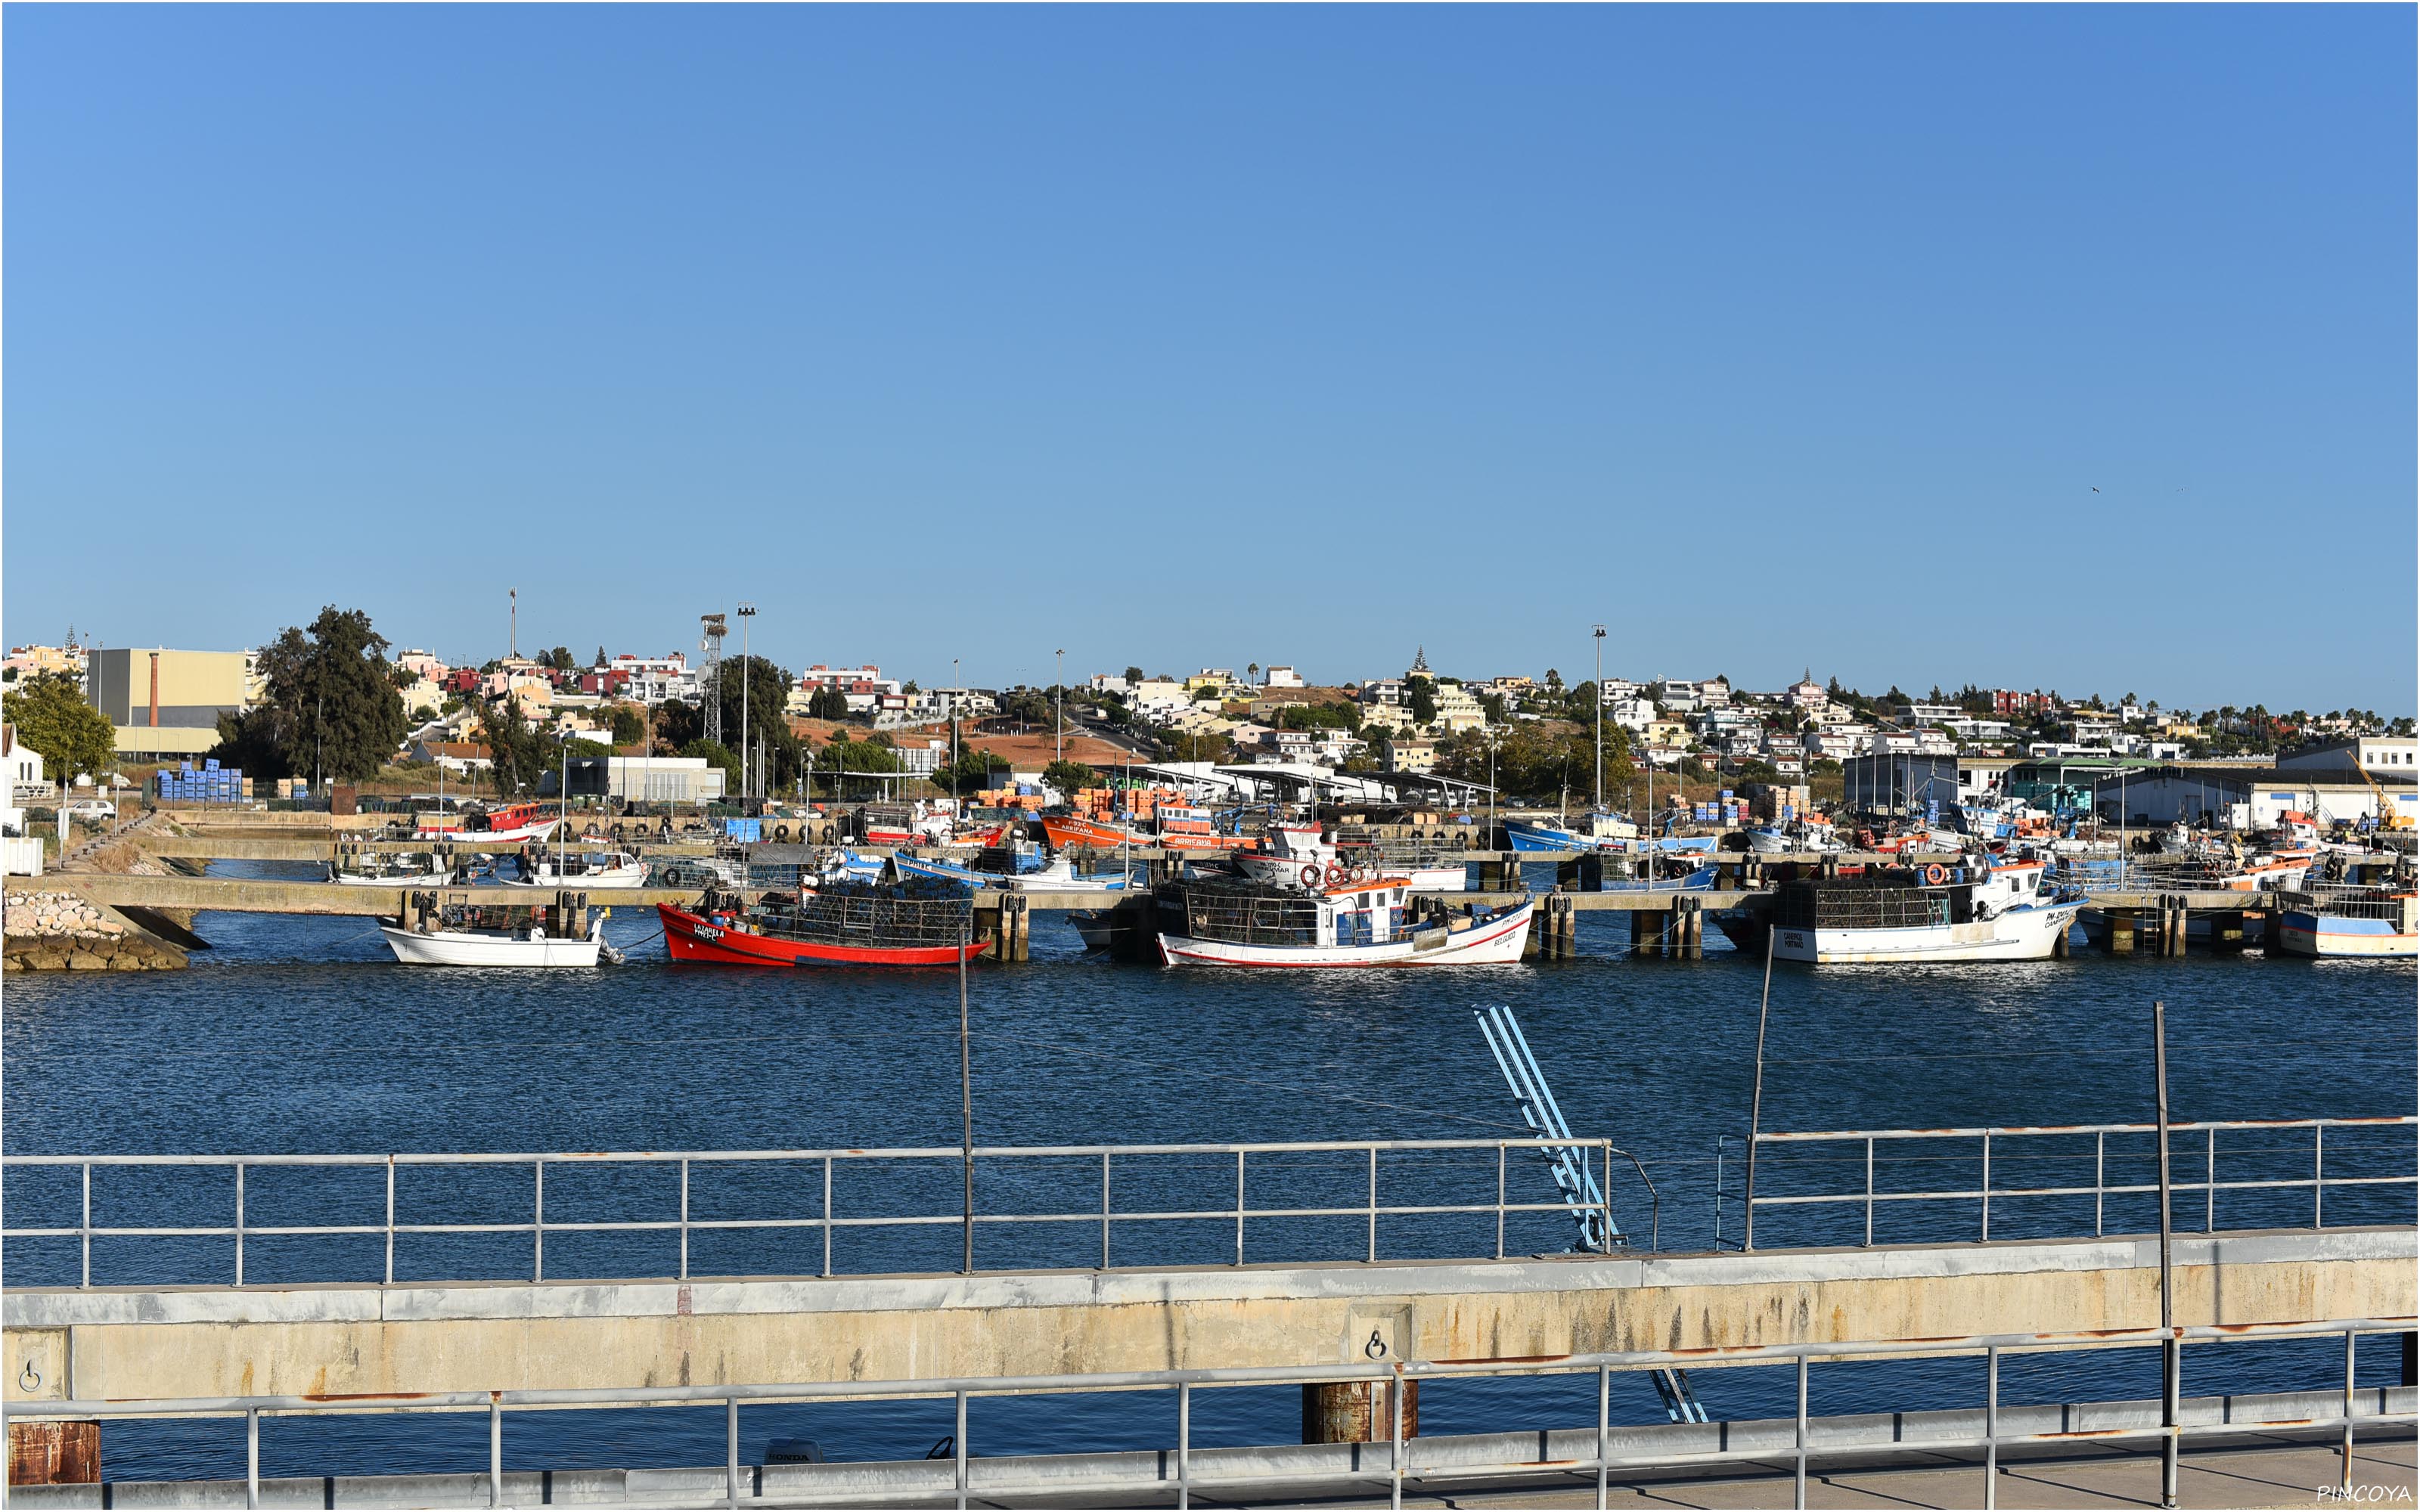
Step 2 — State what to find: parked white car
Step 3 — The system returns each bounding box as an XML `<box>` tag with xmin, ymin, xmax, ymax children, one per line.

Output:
<box><xmin>61</xmin><ymin>799</ymin><xmax>117</xmax><ymax>823</ymax></box>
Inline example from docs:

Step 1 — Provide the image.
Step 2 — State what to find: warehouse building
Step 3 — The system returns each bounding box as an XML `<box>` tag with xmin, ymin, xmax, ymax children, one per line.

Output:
<box><xmin>2090</xmin><ymin>766</ymin><xmax>2418</xmax><ymax>829</ymax></box>
<box><xmin>83</xmin><ymin>648</ymin><xmax>251</xmax><ymax>760</ymax></box>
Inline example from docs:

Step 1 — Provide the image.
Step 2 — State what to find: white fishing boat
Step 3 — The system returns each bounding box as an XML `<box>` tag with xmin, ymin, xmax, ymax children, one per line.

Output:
<box><xmin>380</xmin><ymin>914</ymin><xmax>606</xmax><ymax>967</ymax></box>
<box><xmin>1769</xmin><ymin>856</ymin><xmax>2082</xmax><ymax>964</ymax></box>
<box><xmin>507</xmin><ymin>850</ymin><xmax>650</xmax><ymax>889</ymax></box>
<box><xmin>1157</xmin><ymin>877</ymin><xmax>1532</xmax><ymax>968</ymax></box>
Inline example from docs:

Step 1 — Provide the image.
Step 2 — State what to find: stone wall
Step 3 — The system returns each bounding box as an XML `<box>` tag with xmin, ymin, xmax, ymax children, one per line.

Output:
<box><xmin>2</xmin><ymin>891</ymin><xmax>186</xmax><ymax>971</ymax></box>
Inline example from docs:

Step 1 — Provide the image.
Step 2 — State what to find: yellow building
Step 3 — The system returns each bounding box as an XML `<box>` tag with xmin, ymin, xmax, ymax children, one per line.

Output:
<box><xmin>85</xmin><ymin>648</ymin><xmax>252</xmax><ymax>759</ymax></box>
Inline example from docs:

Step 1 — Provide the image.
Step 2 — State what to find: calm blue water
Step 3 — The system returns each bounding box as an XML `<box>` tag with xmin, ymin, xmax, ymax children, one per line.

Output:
<box><xmin>5</xmin><ymin>867</ymin><xmax>2412</xmax><ymax>1484</ymax></box>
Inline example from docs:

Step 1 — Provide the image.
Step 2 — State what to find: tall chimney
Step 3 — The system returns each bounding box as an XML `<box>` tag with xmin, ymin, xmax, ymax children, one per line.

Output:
<box><xmin>149</xmin><ymin>652</ymin><xmax>161</xmax><ymax>728</ymax></box>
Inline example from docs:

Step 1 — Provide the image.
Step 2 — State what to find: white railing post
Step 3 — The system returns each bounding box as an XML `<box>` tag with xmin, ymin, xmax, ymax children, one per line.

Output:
<box><xmin>1177</xmin><ymin>1381</ymin><xmax>1191</xmax><ymax>1510</ymax></box>
<box><xmin>954</xmin><ymin>1390</ymin><xmax>969</xmax><ymax>1511</ymax></box>
<box><xmin>1234</xmin><ymin>1150</ymin><xmax>1246</xmax><ymax>1266</ymax></box>
<box><xmin>80</xmin><ymin>1162</ymin><xmax>92</xmax><ymax>1289</ymax></box>
<box><xmin>1595</xmin><ymin>1362</ymin><xmax>1611</xmax><ymax>1510</ymax></box>
<box><xmin>2206</xmin><ymin>1127</ymin><xmax>2216</xmax><ymax>1232</ymax></box>
<box><xmin>1794</xmin><ymin>1353</ymin><xmax>1809</xmax><ymax>1509</ymax></box>
<box><xmin>1984</xmin><ymin>1344</ymin><xmax>1999</xmax><ymax>1509</ymax></box>
<box><xmin>489</xmin><ymin>1397</ymin><xmax>502</xmax><ymax>1507</ymax></box>
<box><xmin>2341</xmin><ymin>1329</ymin><xmax>2356</xmax><ymax>1491</ymax></box>
<box><xmin>1366</xmin><ymin>1146</ymin><xmax>1379</xmax><ymax>1264</ymax></box>
<box><xmin>2314</xmin><ymin>1124</ymin><xmax>2325</xmax><ymax>1228</ymax></box>
<box><xmin>532</xmin><ymin>1160</ymin><xmax>545</xmax><ymax>1283</ymax></box>
<box><xmin>384</xmin><ymin>1156</ymin><xmax>396</xmax><ymax>1286</ymax></box>
<box><xmin>234</xmin><ymin>1161</ymin><xmax>246</xmax><ymax>1287</ymax></box>
<box><xmin>1495</xmin><ymin>1145</ymin><xmax>1507</xmax><ymax>1260</ymax></box>
<box><xmin>726</xmin><ymin>1395</ymin><xmax>740</xmax><ymax>1509</ymax></box>
<box><xmin>822</xmin><ymin>1157</ymin><xmax>834</xmax><ymax>1278</ymax></box>
<box><xmin>247</xmin><ymin>1405</ymin><xmax>260</xmax><ymax>1509</ymax></box>
<box><xmin>679</xmin><ymin>1159</ymin><xmax>690</xmax><ymax>1281</ymax></box>
<box><xmin>1100</xmin><ymin>1151</ymin><xmax>1112</xmax><ymax>1271</ymax></box>
<box><xmin>1863</xmin><ymin>1138</ymin><xmax>1874</xmax><ymax>1247</ymax></box>
<box><xmin>1979</xmin><ymin>1134</ymin><xmax>1990</xmax><ymax>1242</ymax></box>
<box><xmin>2095</xmin><ymin>1132</ymin><xmax>2105</xmax><ymax>1238</ymax></box>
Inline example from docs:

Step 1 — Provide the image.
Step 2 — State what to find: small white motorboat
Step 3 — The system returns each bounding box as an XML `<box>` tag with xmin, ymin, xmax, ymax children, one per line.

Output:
<box><xmin>380</xmin><ymin>913</ymin><xmax>607</xmax><ymax>968</ymax></box>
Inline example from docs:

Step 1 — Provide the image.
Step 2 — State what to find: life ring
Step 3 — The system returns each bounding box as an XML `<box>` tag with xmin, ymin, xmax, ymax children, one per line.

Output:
<box><xmin>1354</xmin><ymin>863</ymin><xmax>1376</xmax><ymax>882</ymax></box>
<box><xmin>1923</xmin><ymin>863</ymin><xmax>1949</xmax><ymax>886</ymax></box>
<box><xmin>821</xmin><ymin>823</ymin><xmax>837</xmax><ymax>844</ymax></box>
<box><xmin>1325</xmin><ymin>862</ymin><xmax>1349</xmax><ymax>886</ymax></box>
<box><xmin>1300</xmin><ymin>863</ymin><xmax>1324</xmax><ymax>888</ymax></box>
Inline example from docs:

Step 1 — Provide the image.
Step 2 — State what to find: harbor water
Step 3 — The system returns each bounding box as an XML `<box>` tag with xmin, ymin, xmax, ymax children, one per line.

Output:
<box><xmin>5</xmin><ymin>869</ymin><xmax>2412</xmax><ymax>1485</ymax></box>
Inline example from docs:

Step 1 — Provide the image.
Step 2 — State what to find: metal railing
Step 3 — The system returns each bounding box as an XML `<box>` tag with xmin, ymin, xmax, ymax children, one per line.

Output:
<box><xmin>1748</xmin><ymin>1117</ymin><xmax>2418</xmax><ymax>1246</ymax></box>
<box><xmin>2</xmin><ymin>1316</ymin><xmax>2406</xmax><ymax>1511</ymax></box>
<box><xmin>1</xmin><ymin>1137</ymin><xmax>1657</xmax><ymax>1290</ymax></box>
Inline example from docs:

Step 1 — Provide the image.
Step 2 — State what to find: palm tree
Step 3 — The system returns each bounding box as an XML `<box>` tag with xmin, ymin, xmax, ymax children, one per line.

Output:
<box><xmin>1247</xmin><ymin>662</ymin><xmax>1259</xmax><ymax>691</ymax></box>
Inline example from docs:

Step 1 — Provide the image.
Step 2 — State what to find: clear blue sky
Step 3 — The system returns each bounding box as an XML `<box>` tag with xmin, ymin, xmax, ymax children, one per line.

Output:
<box><xmin>7</xmin><ymin>5</ymin><xmax>2411</xmax><ymax>712</ymax></box>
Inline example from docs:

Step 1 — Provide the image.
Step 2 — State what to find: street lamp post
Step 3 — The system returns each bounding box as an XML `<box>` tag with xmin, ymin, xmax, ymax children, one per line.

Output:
<box><xmin>735</xmin><ymin>603</ymin><xmax>756</xmax><ymax>804</ymax></box>
<box><xmin>951</xmin><ymin>657</ymin><xmax>961</xmax><ymax>805</ymax></box>
<box><xmin>1056</xmin><ymin>648</ymin><xmax>1065</xmax><ymax>766</ymax></box>
<box><xmin>1592</xmin><ymin>626</ymin><xmax>1606</xmax><ymax>813</ymax></box>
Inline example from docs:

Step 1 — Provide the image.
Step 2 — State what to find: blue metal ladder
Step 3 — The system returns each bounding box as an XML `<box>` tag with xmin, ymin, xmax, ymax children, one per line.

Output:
<box><xmin>1473</xmin><ymin>1005</ymin><xmax>1708</xmax><ymax>1425</ymax></box>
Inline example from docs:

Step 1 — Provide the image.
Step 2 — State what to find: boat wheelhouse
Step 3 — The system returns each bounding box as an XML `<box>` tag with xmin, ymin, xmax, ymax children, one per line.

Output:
<box><xmin>1154</xmin><ymin>876</ymin><xmax>1531</xmax><ymax>968</ymax></box>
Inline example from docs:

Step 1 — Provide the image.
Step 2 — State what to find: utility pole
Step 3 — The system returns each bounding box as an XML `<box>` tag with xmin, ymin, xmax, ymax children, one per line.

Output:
<box><xmin>1056</xmin><ymin>648</ymin><xmax>1065</xmax><ymax>766</ymax></box>
<box><xmin>952</xmin><ymin>657</ymin><xmax>961</xmax><ymax>805</ymax></box>
<box><xmin>509</xmin><ymin>588</ymin><xmax>517</xmax><ymax>661</ymax></box>
<box><xmin>736</xmin><ymin>603</ymin><xmax>756</xmax><ymax>804</ymax></box>
<box><xmin>1592</xmin><ymin>625</ymin><xmax>1606</xmax><ymax>813</ymax></box>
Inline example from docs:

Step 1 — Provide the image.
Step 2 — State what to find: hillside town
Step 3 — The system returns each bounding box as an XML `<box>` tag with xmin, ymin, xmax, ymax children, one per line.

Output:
<box><xmin>2</xmin><ymin>613</ymin><xmax>2413</xmax><ymax>824</ymax></box>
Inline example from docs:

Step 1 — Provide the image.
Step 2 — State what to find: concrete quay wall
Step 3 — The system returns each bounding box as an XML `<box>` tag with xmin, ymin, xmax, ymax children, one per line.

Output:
<box><xmin>5</xmin><ymin>1228</ymin><xmax>2406</xmax><ymax>1406</ymax></box>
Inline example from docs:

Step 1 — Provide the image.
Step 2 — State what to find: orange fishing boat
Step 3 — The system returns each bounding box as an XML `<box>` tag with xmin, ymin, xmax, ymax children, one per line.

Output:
<box><xmin>1041</xmin><ymin>813</ymin><xmax>1147</xmax><ymax>850</ymax></box>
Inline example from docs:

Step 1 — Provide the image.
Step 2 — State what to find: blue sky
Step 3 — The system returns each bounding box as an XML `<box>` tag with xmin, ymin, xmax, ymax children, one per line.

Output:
<box><xmin>7</xmin><ymin>5</ymin><xmax>2412</xmax><ymax>711</ymax></box>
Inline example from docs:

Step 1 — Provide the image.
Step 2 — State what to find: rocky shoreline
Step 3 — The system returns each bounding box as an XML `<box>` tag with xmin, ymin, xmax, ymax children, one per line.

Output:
<box><xmin>2</xmin><ymin>891</ymin><xmax>188</xmax><ymax>971</ymax></box>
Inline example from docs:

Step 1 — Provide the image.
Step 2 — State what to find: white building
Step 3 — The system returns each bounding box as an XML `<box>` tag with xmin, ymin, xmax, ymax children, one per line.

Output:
<box><xmin>4</xmin><ymin>724</ymin><xmax>48</xmax><ymax>801</ymax></box>
<box><xmin>1262</xmin><ymin>665</ymin><xmax>1305</xmax><ymax>689</ymax></box>
<box><xmin>606</xmin><ymin>653</ymin><xmax>698</xmax><ymax>705</ymax></box>
<box><xmin>566</xmin><ymin>754</ymin><xmax>727</xmax><ymax>804</ymax></box>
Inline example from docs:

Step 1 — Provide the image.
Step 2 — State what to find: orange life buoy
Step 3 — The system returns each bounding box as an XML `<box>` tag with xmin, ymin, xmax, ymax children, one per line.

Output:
<box><xmin>1300</xmin><ymin>863</ymin><xmax>1323</xmax><ymax>888</ymax></box>
<box><xmin>1923</xmin><ymin>863</ymin><xmax>1949</xmax><ymax>886</ymax></box>
<box><xmin>1325</xmin><ymin>862</ymin><xmax>1349</xmax><ymax>886</ymax></box>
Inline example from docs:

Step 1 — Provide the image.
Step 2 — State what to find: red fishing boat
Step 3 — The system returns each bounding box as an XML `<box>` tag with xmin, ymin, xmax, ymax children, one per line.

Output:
<box><xmin>658</xmin><ymin>878</ymin><xmax>989</xmax><ymax>968</ymax></box>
